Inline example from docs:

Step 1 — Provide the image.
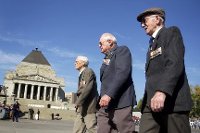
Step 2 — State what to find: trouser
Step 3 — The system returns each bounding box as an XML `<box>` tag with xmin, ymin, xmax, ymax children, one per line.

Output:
<box><xmin>12</xmin><ymin>111</ymin><xmax>19</xmax><ymax>122</ymax></box>
<box><xmin>139</xmin><ymin>112</ymin><xmax>191</xmax><ymax>133</ymax></box>
<box><xmin>73</xmin><ymin>113</ymin><xmax>97</xmax><ymax>133</ymax></box>
<box><xmin>97</xmin><ymin>106</ymin><xmax>135</xmax><ymax>133</ymax></box>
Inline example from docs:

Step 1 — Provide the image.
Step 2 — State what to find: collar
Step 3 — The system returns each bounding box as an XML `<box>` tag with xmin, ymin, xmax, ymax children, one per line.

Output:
<box><xmin>104</xmin><ymin>44</ymin><xmax>118</xmax><ymax>58</ymax></box>
<box><xmin>152</xmin><ymin>26</ymin><xmax>163</xmax><ymax>39</ymax></box>
<box><xmin>79</xmin><ymin>67</ymin><xmax>86</xmax><ymax>75</ymax></box>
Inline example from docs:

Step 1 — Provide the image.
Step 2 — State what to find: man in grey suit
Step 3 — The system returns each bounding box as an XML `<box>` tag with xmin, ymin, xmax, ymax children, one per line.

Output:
<box><xmin>97</xmin><ymin>33</ymin><xmax>137</xmax><ymax>133</ymax></box>
<box><xmin>73</xmin><ymin>56</ymin><xmax>99</xmax><ymax>133</ymax></box>
<box><xmin>137</xmin><ymin>8</ymin><xmax>193</xmax><ymax>133</ymax></box>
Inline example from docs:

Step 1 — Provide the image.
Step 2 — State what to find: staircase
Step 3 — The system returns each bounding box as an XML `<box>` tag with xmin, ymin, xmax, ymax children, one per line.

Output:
<box><xmin>0</xmin><ymin>96</ymin><xmax>76</xmax><ymax>120</ymax></box>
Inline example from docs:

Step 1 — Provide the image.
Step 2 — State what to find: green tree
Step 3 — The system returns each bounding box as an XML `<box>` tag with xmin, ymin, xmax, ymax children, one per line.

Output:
<box><xmin>190</xmin><ymin>85</ymin><xmax>200</xmax><ymax>118</ymax></box>
<box><xmin>133</xmin><ymin>98</ymin><xmax>143</xmax><ymax>112</ymax></box>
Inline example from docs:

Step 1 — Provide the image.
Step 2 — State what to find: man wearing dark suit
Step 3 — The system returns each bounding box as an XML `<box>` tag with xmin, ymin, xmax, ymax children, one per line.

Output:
<box><xmin>137</xmin><ymin>8</ymin><xmax>193</xmax><ymax>133</ymax></box>
<box><xmin>73</xmin><ymin>56</ymin><xmax>99</xmax><ymax>133</ymax></box>
<box><xmin>97</xmin><ymin>33</ymin><xmax>137</xmax><ymax>133</ymax></box>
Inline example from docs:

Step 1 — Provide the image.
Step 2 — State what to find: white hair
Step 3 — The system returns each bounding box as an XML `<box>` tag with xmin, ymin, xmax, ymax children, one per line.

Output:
<box><xmin>76</xmin><ymin>56</ymin><xmax>89</xmax><ymax>66</ymax></box>
<box><xmin>100</xmin><ymin>33</ymin><xmax>117</xmax><ymax>44</ymax></box>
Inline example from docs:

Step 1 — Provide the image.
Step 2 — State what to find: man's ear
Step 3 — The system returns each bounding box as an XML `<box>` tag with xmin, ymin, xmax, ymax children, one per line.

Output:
<box><xmin>107</xmin><ymin>40</ymin><xmax>113</xmax><ymax>46</ymax></box>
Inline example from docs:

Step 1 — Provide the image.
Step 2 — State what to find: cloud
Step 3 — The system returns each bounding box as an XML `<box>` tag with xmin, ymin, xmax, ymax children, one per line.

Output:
<box><xmin>47</xmin><ymin>47</ymin><xmax>80</xmax><ymax>59</ymax></box>
<box><xmin>0</xmin><ymin>50</ymin><xmax>24</xmax><ymax>64</ymax></box>
<box><xmin>0</xmin><ymin>34</ymin><xmax>49</xmax><ymax>48</ymax></box>
<box><xmin>62</xmin><ymin>75</ymin><xmax>77</xmax><ymax>92</ymax></box>
<box><xmin>187</xmin><ymin>66</ymin><xmax>200</xmax><ymax>76</ymax></box>
<box><xmin>113</xmin><ymin>32</ymin><xmax>131</xmax><ymax>40</ymax></box>
<box><xmin>0</xmin><ymin>50</ymin><xmax>24</xmax><ymax>71</ymax></box>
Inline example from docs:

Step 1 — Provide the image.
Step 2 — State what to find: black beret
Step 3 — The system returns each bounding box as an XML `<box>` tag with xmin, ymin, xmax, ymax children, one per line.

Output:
<box><xmin>137</xmin><ymin>8</ymin><xmax>165</xmax><ymax>22</ymax></box>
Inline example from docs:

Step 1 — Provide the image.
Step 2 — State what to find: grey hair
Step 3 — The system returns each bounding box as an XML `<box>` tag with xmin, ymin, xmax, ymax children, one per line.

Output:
<box><xmin>157</xmin><ymin>15</ymin><xmax>165</xmax><ymax>25</ymax></box>
<box><xmin>100</xmin><ymin>33</ymin><xmax>117</xmax><ymax>44</ymax></box>
<box><xmin>76</xmin><ymin>56</ymin><xmax>89</xmax><ymax>66</ymax></box>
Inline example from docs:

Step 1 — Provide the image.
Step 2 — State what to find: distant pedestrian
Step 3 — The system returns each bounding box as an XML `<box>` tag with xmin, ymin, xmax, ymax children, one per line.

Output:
<box><xmin>37</xmin><ymin>109</ymin><xmax>40</xmax><ymax>120</ymax></box>
<box><xmin>29</xmin><ymin>108</ymin><xmax>34</xmax><ymax>120</ymax></box>
<box><xmin>12</xmin><ymin>101</ymin><xmax>20</xmax><ymax>122</ymax></box>
<box><xmin>51</xmin><ymin>113</ymin><xmax>54</xmax><ymax>120</ymax></box>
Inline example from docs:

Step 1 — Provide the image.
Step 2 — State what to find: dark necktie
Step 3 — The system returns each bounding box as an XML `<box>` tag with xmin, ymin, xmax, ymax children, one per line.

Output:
<box><xmin>149</xmin><ymin>37</ymin><xmax>154</xmax><ymax>44</ymax></box>
<box><xmin>149</xmin><ymin>37</ymin><xmax>154</xmax><ymax>51</ymax></box>
<box><xmin>78</xmin><ymin>73</ymin><xmax>82</xmax><ymax>87</ymax></box>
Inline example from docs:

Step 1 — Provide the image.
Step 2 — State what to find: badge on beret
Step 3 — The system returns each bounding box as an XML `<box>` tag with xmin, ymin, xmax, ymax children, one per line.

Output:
<box><xmin>150</xmin><ymin>47</ymin><xmax>162</xmax><ymax>59</ymax></box>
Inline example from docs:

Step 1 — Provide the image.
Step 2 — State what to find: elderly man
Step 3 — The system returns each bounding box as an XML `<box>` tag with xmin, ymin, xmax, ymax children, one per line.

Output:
<box><xmin>97</xmin><ymin>33</ymin><xmax>137</xmax><ymax>133</ymax></box>
<box><xmin>73</xmin><ymin>56</ymin><xmax>99</xmax><ymax>133</ymax></box>
<box><xmin>137</xmin><ymin>8</ymin><xmax>192</xmax><ymax>133</ymax></box>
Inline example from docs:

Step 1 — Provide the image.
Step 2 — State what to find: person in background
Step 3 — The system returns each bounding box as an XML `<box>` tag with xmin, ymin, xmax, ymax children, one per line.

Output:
<box><xmin>136</xmin><ymin>7</ymin><xmax>193</xmax><ymax>133</ymax></box>
<box><xmin>97</xmin><ymin>33</ymin><xmax>137</xmax><ymax>133</ymax></box>
<box><xmin>37</xmin><ymin>109</ymin><xmax>40</xmax><ymax>120</ymax></box>
<box><xmin>12</xmin><ymin>101</ymin><xmax>20</xmax><ymax>122</ymax></box>
<box><xmin>73</xmin><ymin>56</ymin><xmax>99</xmax><ymax>133</ymax></box>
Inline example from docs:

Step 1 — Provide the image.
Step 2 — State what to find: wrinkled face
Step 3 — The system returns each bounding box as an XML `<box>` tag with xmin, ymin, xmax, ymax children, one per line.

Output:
<box><xmin>98</xmin><ymin>38</ymin><xmax>113</xmax><ymax>54</ymax></box>
<box><xmin>74</xmin><ymin>60</ymin><xmax>84</xmax><ymax>70</ymax></box>
<box><xmin>141</xmin><ymin>15</ymin><xmax>159</xmax><ymax>36</ymax></box>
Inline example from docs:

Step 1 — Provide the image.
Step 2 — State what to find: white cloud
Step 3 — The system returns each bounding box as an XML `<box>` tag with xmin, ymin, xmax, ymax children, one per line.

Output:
<box><xmin>62</xmin><ymin>75</ymin><xmax>77</xmax><ymax>92</ymax></box>
<box><xmin>187</xmin><ymin>67</ymin><xmax>200</xmax><ymax>76</ymax></box>
<box><xmin>0</xmin><ymin>50</ymin><xmax>24</xmax><ymax>64</ymax></box>
<box><xmin>113</xmin><ymin>32</ymin><xmax>131</xmax><ymax>40</ymax></box>
<box><xmin>0</xmin><ymin>50</ymin><xmax>24</xmax><ymax>71</ymax></box>
<box><xmin>47</xmin><ymin>47</ymin><xmax>81</xmax><ymax>59</ymax></box>
<box><xmin>0</xmin><ymin>34</ymin><xmax>48</xmax><ymax>48</ymax></box>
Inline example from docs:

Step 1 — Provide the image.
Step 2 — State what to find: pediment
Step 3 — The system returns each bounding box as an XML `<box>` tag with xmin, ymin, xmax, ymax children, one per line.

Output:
<box><xmin>16</xmin><ymin>74</ymin><xmax>58</xmax><ymax>84</ymax></box>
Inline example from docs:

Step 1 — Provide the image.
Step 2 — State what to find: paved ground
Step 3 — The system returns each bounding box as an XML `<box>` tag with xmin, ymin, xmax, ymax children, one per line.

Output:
<box><xmin>0</xmin><ymin>118</ymin><xmax>199</xmax><ymax>133</ymax></box>
<box><xmin>0</xmin><ymin>119</ymin><xmax>73</xmax><ymax>133</ymax></box>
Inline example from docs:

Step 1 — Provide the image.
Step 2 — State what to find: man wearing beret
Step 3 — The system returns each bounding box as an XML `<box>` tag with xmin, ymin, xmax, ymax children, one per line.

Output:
<box><xmin>137</xmin><ymin>8</ymin><xmax>192</xmax><ymax>133</ymax></box>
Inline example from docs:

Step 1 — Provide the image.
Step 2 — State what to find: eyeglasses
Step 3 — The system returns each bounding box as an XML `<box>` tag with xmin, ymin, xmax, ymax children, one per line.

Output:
<box><xmin>98</xmin><ymin>40</ymin><xmax>111</xmax><ymax>47</ymax></box>
<box><xmin>98</xmin><ymin>42</ymin><xmax>104</xmax><ymax>47</ymax></box>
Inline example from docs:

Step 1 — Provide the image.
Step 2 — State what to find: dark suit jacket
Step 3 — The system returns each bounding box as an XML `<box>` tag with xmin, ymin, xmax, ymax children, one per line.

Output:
<box><xmin>142</xmin><ymin>26</ymin><xmax>193</xmax><ymax>113</ymax></box>
<box><xmin>100</xmin><ymin>45</ymin><xmax>136</xmax><ymax>110</ymax></box>
<box><xmin>76</xmin><ymin>67</ymin><xmax>99</xmax><ymax>116</ymax></box>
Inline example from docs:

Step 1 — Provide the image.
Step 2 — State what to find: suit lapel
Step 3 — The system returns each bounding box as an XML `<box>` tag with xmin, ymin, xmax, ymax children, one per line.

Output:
<box><xmin>100</xmin><ymin>45</ymin><xmax>117</xmax><ymax>80</ymax></box>
<box><xmin>145</xmin><ymin>27</ymin><xmax>165</xmax><ymax>72</ymax></box>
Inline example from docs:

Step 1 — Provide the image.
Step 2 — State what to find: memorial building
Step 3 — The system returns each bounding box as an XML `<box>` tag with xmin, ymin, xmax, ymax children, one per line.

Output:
<box><xmin>3</xmin><ymin>48</ymin><xmax>65</xmax><ymax>106</ymax></box>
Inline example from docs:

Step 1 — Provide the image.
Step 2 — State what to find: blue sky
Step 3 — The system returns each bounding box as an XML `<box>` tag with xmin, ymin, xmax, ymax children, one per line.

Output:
<box><xmin>0</xmin><ymin>0</ymin><xmax>199</xmax><ymax>101</ymax></box>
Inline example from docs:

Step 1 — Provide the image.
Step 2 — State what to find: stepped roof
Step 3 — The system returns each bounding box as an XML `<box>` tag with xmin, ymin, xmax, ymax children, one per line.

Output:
<box><xmin>22</xmin><ymin>48</ymin><xmax>50</xmax><ymax>66</ymax></box>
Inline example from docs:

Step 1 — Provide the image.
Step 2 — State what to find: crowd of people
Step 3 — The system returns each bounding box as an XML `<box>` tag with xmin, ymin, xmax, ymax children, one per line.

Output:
<box><xmin>190</xmin><ymin>119</ymin><xmax>200</xmax><ymax>129</ymax></box>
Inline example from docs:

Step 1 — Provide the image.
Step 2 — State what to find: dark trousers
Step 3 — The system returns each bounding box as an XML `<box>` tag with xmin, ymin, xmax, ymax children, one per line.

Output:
<box><xmin>12</xmin><ymin>111</ymin><xmax>19</xmax><ymax>122</ymax></box>
<box><xmin>97</xmin><ymin>106</ymin><xmax>135</xmax><ymax>133</ymax></box>
<box><xmin>139</xmin><ymin>112</ymin><xmax>191</xmax><ymax>133</ymax></box>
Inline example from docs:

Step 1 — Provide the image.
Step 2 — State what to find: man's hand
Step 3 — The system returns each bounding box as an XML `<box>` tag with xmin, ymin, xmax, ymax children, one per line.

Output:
<box><xmin>150</xmin><ymin>91</ymin><xmax>166</xmax><ymax>112</ymax></box>
<box><xmin>99</xmin><ymin>94</ymin><xmax>111</xmax><ymax>107</ymax></box>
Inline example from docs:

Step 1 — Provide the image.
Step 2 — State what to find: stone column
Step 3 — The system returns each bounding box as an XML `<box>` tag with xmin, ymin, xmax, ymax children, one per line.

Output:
<box><xmin>55</xmin><ymin>87</ymin><xmax>59</xmax><ymax>101</ymax></box>
<box><xmin>50</xmin><ymin>87</ymin><xmax>53</xmax><ymax>101</ymax></box>
<box><xmin>37</xmin><ymin>86</ymin><xmax>41</xmax><ymax>100</ymax></box>
<box><xmin>17</xmin><ymin>83</ymin><xmax>21</xmax><ymax>98</ymax></box>
<box><xmin>24</xmin><ymin>84</ymin><xmax>28</xmax><ymax>99</ymax></box>
<box><xmin>43</xmin><ymin>86</ymin><xmax>47</xmax><ymax>101</ymax></box>
<box><xmin>30</xmin><ymin>85</ymin><xmax>34</xmax><ymax>99</ymax></box>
